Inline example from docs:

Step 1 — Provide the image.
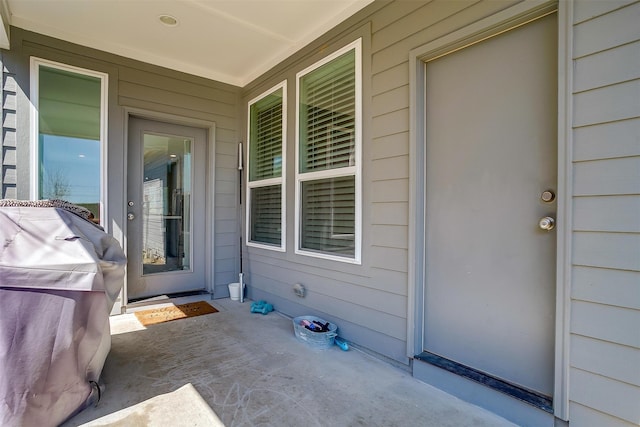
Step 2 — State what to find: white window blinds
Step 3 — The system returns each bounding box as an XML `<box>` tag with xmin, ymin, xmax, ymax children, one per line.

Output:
<box><xmin>250</xmin><ymin>185</ymin><xmax>282</xmax><ymax>245</ymax></box>
<box><xmin>299</xmin><ymin>49</ymin><xmax>356</xmax><ymax>173</ymax></box>
<box><xmin>247</xmin><ymin>83</ymin><xmax>286</xmax><ymax>249</ymax></box>
<box><xmin>300</xmin><ymin>176</ymin><xmax>355</xmax><ymax>255</ymax></box>
<box><xmin>296</xmin><ymin>40</ymin><xmax>361</xmax><ymax>262</ymax></box>
<box><xmin>250</xmin><ymin>92</ymin><xmax>283</xmax><ymax>181</ymax></box>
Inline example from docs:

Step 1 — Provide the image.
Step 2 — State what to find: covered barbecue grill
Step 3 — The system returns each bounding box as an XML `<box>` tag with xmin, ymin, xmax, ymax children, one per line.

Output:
<box><xmin>0</xmin><ymin>201</ymin><xmax>126</xmax><ymax>426</ymax></box>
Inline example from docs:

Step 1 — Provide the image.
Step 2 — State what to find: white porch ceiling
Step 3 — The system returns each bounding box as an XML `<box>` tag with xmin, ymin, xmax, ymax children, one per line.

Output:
<box><xmin>4</xmin><ymin>0</ymin><xmax>374</xmax><ymax>87</ymax></box>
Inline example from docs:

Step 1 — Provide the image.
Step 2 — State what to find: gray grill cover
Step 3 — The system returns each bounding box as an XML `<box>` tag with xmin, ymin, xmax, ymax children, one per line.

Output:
<box><xmin>0</xmin><ymin>207</ymin><xmax>126</xmax><ymax>427</ymax></box>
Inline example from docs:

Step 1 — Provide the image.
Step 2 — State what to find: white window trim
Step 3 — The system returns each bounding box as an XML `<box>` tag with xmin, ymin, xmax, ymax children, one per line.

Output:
<box><xmin>295</xmin><ymin>38</ymin><xmax>362</xmax><ymax>264</ymax></box>
<box><xmin>29</xmin><ymin>57</ymin><xmax>109</xmax><ymax>229</ymax></box>
<box><xmin>245</xmin><ymin>80</ymin><xmax>287</xmax><ymax>252</ymax></box>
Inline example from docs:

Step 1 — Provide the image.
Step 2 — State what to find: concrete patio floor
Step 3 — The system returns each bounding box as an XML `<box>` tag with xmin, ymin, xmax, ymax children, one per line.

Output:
<box><xmin>62</xmin><ymin>297</ymin><xmax>516</xmax><ymax>427</ymax></box>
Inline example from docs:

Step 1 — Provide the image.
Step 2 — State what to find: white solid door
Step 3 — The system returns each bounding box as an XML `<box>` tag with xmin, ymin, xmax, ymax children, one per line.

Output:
<box><xmin>127</xmin><ymin>118</ymin><xmax>207</xmax><ymax>301</ymax></box>
<box><xmin>423</xmin><ymin>14</ymin><xmax>558</xmax><ymax>396</ymax></box>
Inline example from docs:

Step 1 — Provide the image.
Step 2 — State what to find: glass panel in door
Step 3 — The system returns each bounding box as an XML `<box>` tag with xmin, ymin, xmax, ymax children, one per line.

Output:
<box><xmin>142</xmin><ymin>134</ymin><xmax>192</xmax><ymax>275</ymax></box>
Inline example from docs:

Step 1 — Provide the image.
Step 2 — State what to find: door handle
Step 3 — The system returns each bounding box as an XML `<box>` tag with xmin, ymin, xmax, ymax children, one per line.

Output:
<box><xmin>539</xmin><ymin>216</ymin><xmax>555</xmax><ymax>231</ymax></box>
<box><xmin>127</xmin><ymin>213</ymin><xmax>135</xmax><ymax>221</ymax></box>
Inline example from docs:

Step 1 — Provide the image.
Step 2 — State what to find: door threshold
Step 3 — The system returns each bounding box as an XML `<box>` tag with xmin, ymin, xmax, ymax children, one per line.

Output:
<box><xmin>126</xmin><ymin>290</ymin><xmax>211</xmax><ymax>310</ymax></box>
<box><xmin>415</xmin><ymin>351</ymin><xmax>552</xmax><ymax>413</ymax></box>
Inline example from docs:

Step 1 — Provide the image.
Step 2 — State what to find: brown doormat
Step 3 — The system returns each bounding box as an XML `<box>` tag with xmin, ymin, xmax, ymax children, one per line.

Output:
<box><xmin>134</xmin><ymin>301</ymin><xmax>218</xmax><ymax>326</ymax></box>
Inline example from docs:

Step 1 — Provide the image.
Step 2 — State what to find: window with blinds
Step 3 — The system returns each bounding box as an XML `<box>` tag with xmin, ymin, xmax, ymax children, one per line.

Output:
<box><xmin>301</xmin><ymin>176</ymin><xmax>355</xmax><ymax>255</ymax></box>
<box><xmin>296</xmin><ymin>39</ymin><xmax>361</xmax><ymax>263</ymax></box>
<box><xmin>250</xmin><ymin>185</ymin><xmax>282</xmax><ymax>244</ymax></box>
<box><xmin>247</xmin><ymin>82</ymin><xmax>286</xmax><ymax>250</ymax></box>
<box><xmin>299</xmin><ymin>49</ymin><xmax>355</xmax><ymax>173</ymax></box>
<box><xmin>250</xmin><ymin>91</ymin><xmax>283</xmax><ymax>181</ymax></box>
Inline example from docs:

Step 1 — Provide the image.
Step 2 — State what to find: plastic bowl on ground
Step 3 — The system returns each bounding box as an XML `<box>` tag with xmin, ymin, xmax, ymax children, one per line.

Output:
<box><xmin>292</xmin><ymin>315</ymin><xmax>337</xmax><ymax>350</ymax></box>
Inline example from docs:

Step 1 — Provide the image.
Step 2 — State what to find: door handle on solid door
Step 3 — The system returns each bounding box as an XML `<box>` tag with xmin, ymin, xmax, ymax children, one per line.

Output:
<box><xmin>539</xmin><ymin>216</ymin><xmax>555</xmax><ymax>231</ymax></box>
<box><xmin>127</xmin><ymin>213</ymin><xmax>135</xmax><ymax>221</ymax></box>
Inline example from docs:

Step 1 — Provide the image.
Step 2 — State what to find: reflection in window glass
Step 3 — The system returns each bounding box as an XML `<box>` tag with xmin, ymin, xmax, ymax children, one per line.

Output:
<box><xmin>38</xmin><ymin>65</ymin><xmax>102</xmax><ymax>222</ymax></box>
<box><xmin>142</xmin><ymin>134</ymin><xmax>192</xmax><ymax>275</ymax></box>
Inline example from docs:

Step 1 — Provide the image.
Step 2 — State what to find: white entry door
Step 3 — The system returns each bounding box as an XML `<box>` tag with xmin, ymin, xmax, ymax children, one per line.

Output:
<box><xmin>127</xmin><ymin>117</ymin><xmax>207</xmax><ymax>301</ymax></box>
<box><xmin>423</xmin><ymin>14</ymin><xmax>557</xmax><ymax>396</ymax></box>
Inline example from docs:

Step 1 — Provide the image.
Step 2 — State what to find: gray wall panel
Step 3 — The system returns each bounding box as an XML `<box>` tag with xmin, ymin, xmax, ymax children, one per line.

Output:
<box><xmin>371</xmin><ymin>224</ymin><xmax>408</xmax><ymax>249</ymax></box>
<box><xmin>573</xmin><ymin>232</ymin><xmax>640</xmax><ymax>271</ymax></box>
<box><xmin>574</xmin><ymin>118</ymin><xmax>640</xmax><ymax>161</ymax></box>
<box><xmin>371</xmin><ymin>62</ymin><xmax>408</xmax><ymax>96</ymax></box>
<box><xmin>569</xmin><ymin>5</ymin><xmax>639</xmax><ymax>419</ymax></box>
<box><xmin>574</xmin><ymin>41</ymin><xmax>640</xmax><ymax>92</ymax></box>
<box><xmin>371</xmin><ymin>85</ymin><xmax>408</xmax><ymax>116</ymax></box>
<box><xmin>573</xmin><ymin>1</ymin><xmax>640</xmax><ymax>57</ymax></box>
<box><xmin>118</xmin><ymin>67</ymin><xmax>238</xmax><ymax>105</ymax></box>
<box><xmin>574</xmin><ymin>195</ymin><xmax>640</xmax><ymax>232</ymax></box>
<box><xmin>573</xmin><ymin>0</ymin><xmax>636</xmax><ymax>24</ymax></box>
<box><xmin>371</xmin><ymin>132</ymin><xmax>410</xmax><ymax>159</ymax></box>
<box><xmin>371</xmin><ymin>201</ymin><xmax>408</xmax><ymax>226</ymax></box>
<box><xmin>568</xmin><ymin>403</ymin><xmax>637</xmax><ymax>427</ymax></box>
<box><xmin>371</xmin><ymin>156</ymin><xmax>408</xmax><ymax>180</ymax></box>
<box><xmin>570</xmin><ymin>335</ymin><xmax>640</xmax><ymax>387</ymax></box>
<box><xmin>371</xmin><ymin>109</ymin><xmax>408</xmax><ymax>137</ymax></box>
<box><xmin>570</xmin><ymin>367</ymin><xmax>640</xmax><ymax>425</ymax></box>
<box><xmin>572</xmin><ymin>266</ymin><xmax>640</xmax><ymax>310</ymax></box>
<box><xmin>369</xmin><ymin>0</ymin><xmax>425</xmax><ymax>33</ymax></box>
<box><xmin>574</xmin><ymin>157</ymin><xmax>640</xmax><ymax>196</ymax></box>
<box><xmin>371</xmin><ymin>179</ymin><xmax>409</xmax><ymax>202</ymax></box>
<box><xmin>573</xmin><ymin>80</ymin><xmax>640</xmax><ymax>127</ymax></box>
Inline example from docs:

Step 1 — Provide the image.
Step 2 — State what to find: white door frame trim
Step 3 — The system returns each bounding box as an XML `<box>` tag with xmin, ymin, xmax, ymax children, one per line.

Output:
<box><xmin>122</xmin><ymin>107</ymin><xmax>216</xmax><ymax>309</ymax></box>
<box><xmin>407</xmin><ymin>0</ymin><xmax>571</xmax><ymax>420</ymax></box>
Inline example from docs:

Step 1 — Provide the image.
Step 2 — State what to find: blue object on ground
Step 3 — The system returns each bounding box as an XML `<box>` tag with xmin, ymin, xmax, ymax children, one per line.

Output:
<box><xmin>250</xmin><ymin>300</ymin><xmax>273</xmax><ymax>315</ymax></box>
<box><xmin>334</xmin><ymin>337</ymin><xmax>349</xmax><ymax>351</ymax></box>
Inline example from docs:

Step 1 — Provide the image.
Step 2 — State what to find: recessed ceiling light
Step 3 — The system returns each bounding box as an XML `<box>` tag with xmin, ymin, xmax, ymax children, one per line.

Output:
<box><xmin>159</xmin><ymin>14</ymin><xmax>178</xmax><ymax>27</ymax></box>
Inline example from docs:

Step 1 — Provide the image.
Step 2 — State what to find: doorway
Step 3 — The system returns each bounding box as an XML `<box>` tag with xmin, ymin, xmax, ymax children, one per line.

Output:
<box><xmin>126</xmin><ymin>117</ymin><xmax>208</xmax><ymax>301</ymax></box>
<box><xmin>421</xmin><ymin>12</ymin><xmax>558</xmax><ymax>399</ymax></box>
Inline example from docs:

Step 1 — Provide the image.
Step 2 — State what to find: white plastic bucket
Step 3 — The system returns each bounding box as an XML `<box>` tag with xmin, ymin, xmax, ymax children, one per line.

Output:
<box><xmin>228</xmin><ymin>282</ymin><xmax>240</xmax><ymax>301</ymax></box>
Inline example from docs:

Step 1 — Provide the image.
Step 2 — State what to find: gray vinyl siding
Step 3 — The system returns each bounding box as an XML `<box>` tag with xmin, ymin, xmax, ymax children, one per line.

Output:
<box><xmin>242</xmin><ymin>0</ymin><xmax>522</xmax><ymax>364</ymax></box>
<box><xmin>1</xmin><ymin>53</ymin><xmax>17</xmax><ymax>199</ymax></box>
<box><xmin>569</xmin><ymin>1</ymin><xmax>640</xmax><ymax>426</ymax></box>
<box><xmin>1</xmin><ymin>27</ymin><xmax>242</xmax><ymax>297</ymax></box>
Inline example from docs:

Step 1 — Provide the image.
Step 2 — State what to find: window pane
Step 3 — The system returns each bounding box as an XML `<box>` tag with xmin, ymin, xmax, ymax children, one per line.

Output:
<box><xmin>142</xmin><ymin>134</ymin><xmax>192</xmax><ymax>275</ymax></box>
<box><xmin>250</xmin><ymin>89</ymin><xmax>283</xmax><ymax>181</ymax></box>
<box><xmin>38</xmin><ymin>66</ymin><xmax>102</xmax><ymax>221</ymax></box>
<box><xmin>299</xmin><ymin>50</ymin><xmax>355</xmax><ymax>173</ymax></box>
<box><xmin>250</xmin><ymin>185</ymin><xmax>282</xmax><ymax>246</ymax></box>
<box><xmin>301</xmin><ymin>176</ymin><xmax>354</xmax><ymax>256</ymax></box>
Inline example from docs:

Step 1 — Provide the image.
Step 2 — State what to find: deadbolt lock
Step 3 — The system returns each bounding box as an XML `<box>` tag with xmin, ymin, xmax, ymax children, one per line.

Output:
<box><xmin>541</xmin><ymin>190</ymin><xmax>555</xmax><ymax>203</ymax></box>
